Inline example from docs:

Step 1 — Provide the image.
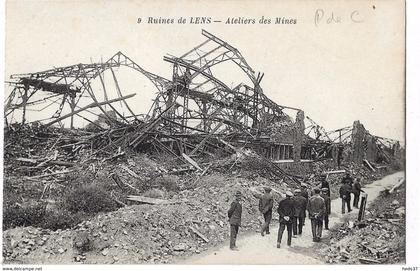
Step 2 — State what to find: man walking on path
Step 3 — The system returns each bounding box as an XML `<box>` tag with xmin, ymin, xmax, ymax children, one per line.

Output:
<box><xmin>228</xmin><ymin>191</ymin><xmax>242</xmax><ymax>250</ymax></box>
<box><xmin>259</xmin><ymin>186</ymin><xmax>274</xmax><ymax>236</ymax></box>
<box><xmin>342</xmin><ymin>172</ymin><xmax>354</xmax><ymax>186</ymax></box>
<box><xmin>320</xmin><ymin>187</ymin><xmax>331</xmax><ymax>230</ymax></box>
<box><xmin>301</xmin><ymin>182</ymin><xmax>310</xmax><ymax>203</ymax></box>
<box><xmin>339</xmin><ymin>180</ymin><xmax>353</xmax><ymax>214</ymax></box>
<box><xmin>352</xmin><ymin>178</ymin><xmax>364</xmax><ymax>208</ymax></box>
<box><xmin>307</xmin><ymin>188</ymin><xmax>326</xmax><ymax>242</ymax></box>
<box><xmin>292</xmin><ymin>189</ymin><xmax>307</xmax><ymax>236</ymax></box>
<box><xmin>320</xmin><ymin>174</ymin><xmax>331</xmax><ymax>197</ymax></box>
<box><xmin>277</xmin><ymin>191</ymin><xmax>294</xmax><ymax>248</ymax></box>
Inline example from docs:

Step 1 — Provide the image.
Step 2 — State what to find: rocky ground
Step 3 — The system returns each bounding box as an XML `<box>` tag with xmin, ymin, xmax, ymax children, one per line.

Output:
<box><xmin>2</xmin><ymin>169</ymin><xmax>400</xmax><ymax>264</ymax></box>
<box><xmin>2</xmin><ymin>124</ymin><xmax>403</xmax><ymax>264</ymax></box>
<box><xmin>2</xmin><ymin>173</ymin><xmax>289</xmax><ymax>264</ymax></box>
<box><xmin>318</xmin><ymin>179</ymin><xmax>406</xmax><ymax>264</ymax></box>
<box><xmin>181</xmin><ymin>171</ymin><xmax>405</xmax><ymax>264</ymax></box>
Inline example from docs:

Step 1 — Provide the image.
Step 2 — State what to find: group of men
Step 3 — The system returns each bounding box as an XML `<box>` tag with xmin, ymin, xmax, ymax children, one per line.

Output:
<box><xmin>227</xmin><ymin>172</ymin><xmax>363</xmax><ymax>250</ymax></box>
<box><xmin>339</xmin><ymin>173</ymin><xmax>364</xmax><ymax>213</ymax></box>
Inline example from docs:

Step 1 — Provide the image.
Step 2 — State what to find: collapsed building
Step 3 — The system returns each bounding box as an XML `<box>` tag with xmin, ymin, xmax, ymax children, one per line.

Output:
<box><xmin>4</xmin><ymin>30</ymin><xmax>404</xmax><ymax>179</ymax></box>
<box><xmin>2</xmin><ymin>30</ymin><xmax>406</xmax><ymax>265</ymax></box>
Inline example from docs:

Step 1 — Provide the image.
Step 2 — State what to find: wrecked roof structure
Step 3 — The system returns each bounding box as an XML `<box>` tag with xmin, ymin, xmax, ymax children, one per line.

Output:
<box><xmin>4</xmin><ymin>30</ymin><xmax>403</xmax><ymax>178</ymax></box>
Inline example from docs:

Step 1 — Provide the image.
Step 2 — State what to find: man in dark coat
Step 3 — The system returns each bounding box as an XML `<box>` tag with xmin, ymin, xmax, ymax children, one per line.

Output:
<box><xmin>292</xmin><ymin>189</ymin><xmax>307</xmax><ymax>236</ymax></box>
<box><xmin>342</xmin><ymin>172</ymin><xmax>354</xmax><ymax>185</ymax></box>
<box><xmin>300</xmin><ymin>183</ymin><xmax>310</xmax><ymax>227</ymax></box>
<box><xmin>320</xmin><ymin>174</ymin><xmax>330</xmax><ymax>197</ymax></box>
<box><xmin>339</xmin><ymin>180</ymin><xmax>353</xmax><ymax>214</ymax></box>
<box><xmin>228</xmin><ymin>191</ymin><xmax>242</xmax><ymax>250</ymax></box>
<box><xmin>352</xmin><ymin>178</ymin><xmax>364</xmax><ymax>208</ymax></box>
<box><xmin>259</xmin><ymin>187</ymin><xmax>274</xmax><ymax>236</ymax></box>
<box><xmin>307</xmin><ymin>188</ymin><xmax>326</xmax><ymax>242</ymax></box>
<box><xmin>301</xmin><ymin>183</ymin><xmax>310</xmax><ymax>202</ymax></box>
<box><xmin>320</xmin><ymin>187</ymin><xmax>331</xmax><ymax>230</ymax></box>
<box><xmin>277</xmin><ymin>191</ymin><xmax>294</xmax><ymax>248</ymax></box>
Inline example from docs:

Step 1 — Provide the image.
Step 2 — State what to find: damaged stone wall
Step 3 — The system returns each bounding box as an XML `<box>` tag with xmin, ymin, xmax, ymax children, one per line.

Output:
<box><xmin>351</xmin><ymin>120</ymin><xmax>366</xmax><ymax>164</ymax></box>
<box><xmin>366</xmin><ymin>136</ymin><xmax>379</xmax><ymax>162</ymax></box>
<box><xmin>349</xmin><ymin>120</ymin><xmax>381</xmax><ymax>164</ymax></box>
<box><xmin>293</xmin><ymin>110</ymin><xmax>305</xmax><ymax>162</ymax></box>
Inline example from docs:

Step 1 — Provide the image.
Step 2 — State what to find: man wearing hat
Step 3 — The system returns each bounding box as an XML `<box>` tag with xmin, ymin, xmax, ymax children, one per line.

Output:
<box><xmin>300</xmin><ymin>182</ymin><xmax>310</xmax><ymax>202</ymax></box>
<box><xmin>320</xmin><ymin>174</ymin><xmax>331</xmax><ymax>197</ymax></box>
<box><xmin>259</xmin><ymin>186</ymin><xmax>274</xmax><ymax>236</ymax></box>
<box><xmin>342</xmin><ymin>172</ymin><xmax>354</xmax><ymax>185</ymax></box>
<box><xmin>339</xmin><ymin>179</ymin><xmax>353</xmax><ymax>214</ymax></box>
<box><xmin>307</xmin><ymin>188</ymin><xmax>326</xmax><ymax>242</ymax></box>
<box><xmin>320</xmin><ymin>187</ymin><xmax>331</xmax><ymax>230</ymax></box>
<box><xmin>277</xmin><ymin>191</ymin><xmax>294</xmax><ymax>248</ymax></box>
<box><xmin>228</xmin><ymin>191</ymin><xmax>243</xmax><ymax>250</ymax></box>
<box><xmin>352</xmin><ymin>178</ymin><xmax>364</xmax><ymax>208</ymax></box>
<box><xmin>292</xmin><ymin>189</ymin><xmax>307</xmax><ymax>236</ymax></box>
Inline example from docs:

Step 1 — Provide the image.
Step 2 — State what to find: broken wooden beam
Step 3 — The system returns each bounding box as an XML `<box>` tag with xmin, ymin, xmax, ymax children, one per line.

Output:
<box><xmin>47</xmin><ymin>160</ymin><xmax>77</xmax><ymax>167</ymax></box>
<box><xmin>120</xmin><ymin>165</ymin><xmax>140</xmax><ymax>178</ymax></box>
<box><xmin>388</xmin><ymin>177</ymin><xmax>405</xmax><ymax>194</ymax></box>
<box><xmin>15</xmin><ymin>157</ymin><xmax>38</xmax><ymax>164</ymax></box>
<box><xmin>182</xmin><ymin>153</ymin><xmax>203</xmax><ymax>171</ymax></box>
<box><xmin>24</xmin><ymin>169</ymin><xmax>75</xmax><ymax>181</ymax></box>
<box><xmin>188</xmin><ymin>226</ymin><xmax>209</xmax><ymax>243</ymax></box>
<box><xmin>102</xmin><ymin>151</ymin><xmax>125</xmax><ymax>162</ymax></box>
<box><xmin>324</xmin><ymin>170</ymin><xmax>346</xmax><ymax>175</ymax></box>
<box><xmin>127</xmin><ymin>195</ymin><xmax>187</xmax><ymax>205</ymax></box>
<box><xmin>363</xmin><ymin>159</ymin><xmax>376</xmax><ymax>172</ymax></box>
<box><xmin>15</xmin><ymin>157</ymin><xmax>77</xmax><ymax>167</ymax></box>
<box><xmin>111</xmin><ymin>173</ymin><xmax>141</xmax><ymax>193</ymax></box>
<box><xmin>358</xmin><ymin>258</ymin><xmax>381</xmax><ymax>264</ymax></box>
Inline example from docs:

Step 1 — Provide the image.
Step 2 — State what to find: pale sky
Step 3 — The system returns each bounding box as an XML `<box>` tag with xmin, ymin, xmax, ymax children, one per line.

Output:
<box><xmin>4</xmin><ymin>0</ymin><xmax>405</xmax><ymax>141</ymax></box>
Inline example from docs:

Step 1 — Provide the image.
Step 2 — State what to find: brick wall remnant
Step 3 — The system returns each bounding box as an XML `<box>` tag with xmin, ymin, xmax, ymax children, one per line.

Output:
<box><xmin>351</xmin><ymin>120</ymin><xmax>366</xmax><ymax>164</ymax></box>
<box><xmin>293</xmin><ymin>110</ymin><xmax>305</xmax><ymax>163</ymax></box>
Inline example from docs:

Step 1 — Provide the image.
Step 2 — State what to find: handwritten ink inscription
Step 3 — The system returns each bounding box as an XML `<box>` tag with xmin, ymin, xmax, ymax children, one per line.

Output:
<box><xmin>314</xmin><ymin>9</ymin><xmax>364</xmax><ymax>26</ymax></box>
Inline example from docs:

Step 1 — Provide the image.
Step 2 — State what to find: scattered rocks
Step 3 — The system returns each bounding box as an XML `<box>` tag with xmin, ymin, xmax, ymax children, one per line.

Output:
<box><xmin>394</xmin><ymin>207</ymin><xmax>405</xmax><ymax>217</ymax></box>
<box><xmin>321</xmin><ymin>186</ymin><xmax>405</xmax><ymax>264</ymax></box>
<box><xmin>173</xmin><ymin>243</ymin><xmax>188</xmax><ymax>251</ymax></box>
<box><xmin>101</xmin><ymin>248</ymin><xmax>109</xmax><ymax>256</ymax></box>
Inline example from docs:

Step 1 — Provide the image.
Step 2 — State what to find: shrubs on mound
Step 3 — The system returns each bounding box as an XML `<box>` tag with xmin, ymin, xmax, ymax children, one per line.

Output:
<box><xmin>3</xmin><ymin>183</ymin><xmax>118</xmax><ymax>230</ymax></box>
<box><xmin>3</xmin><ymin>202</ymin><xmax>45</xmax><ymax>230</ymax></box>
<box><xmin>64</xmin><ymin>183</ymin><xmax>118</xmax><ymax>214</ymax></box>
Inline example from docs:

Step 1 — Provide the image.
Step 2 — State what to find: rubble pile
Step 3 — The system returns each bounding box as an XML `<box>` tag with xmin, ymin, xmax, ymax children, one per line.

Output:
<box><xmin>321</xmin><ymin>183</ymin><xmax>405</xmax><ymax>264</ymax></box>
<box><xmin>2</xmin><ymin>123</ymin><xmax>300</xmax><ymax>212</ymax></box>
<box><xmin>3</xmin><ymin>29</ymin><xmax>405</xmax><ymax>265</ymax></box>
<box><xmin>2</xmin><ymin>123</ymin><xmax>403</xmax><ymax>265</ymax></box>
<box><xmin>3</xmin><ymin>173</ymin><xmax>287</xmax><ymax>264</ymax></box>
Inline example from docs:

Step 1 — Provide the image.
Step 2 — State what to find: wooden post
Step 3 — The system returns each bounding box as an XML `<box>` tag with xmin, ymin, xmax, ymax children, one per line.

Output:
<box><xmin>69</xmin><ymin>95</ymin><xmax>76</xmax><ymax>129</ymax></box>
<box><xmin>358</xmin><ymin>193</ymin><xmax>368</xmax><ymax>221</ymax></box>
<box><xmin>21</xmin><ymin>86</ymin><xmax>29</xmax><ymax>125</ymax></box>
<box><xmin>202</xmin><ymin>101</ymin><xmax>208</xmax><ymax>132</ymax></box>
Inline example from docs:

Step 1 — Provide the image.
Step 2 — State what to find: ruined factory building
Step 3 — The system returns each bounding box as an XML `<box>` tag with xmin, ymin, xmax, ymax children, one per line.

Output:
<box><xmin>4</xmin><ymin>30</ymin><xmax>402</xmax><ymax>166</ymax></box>
<box><xmin>3</xmin><ymin>29</ymin><xmax>405</xmax><ymax>266</ymax></box>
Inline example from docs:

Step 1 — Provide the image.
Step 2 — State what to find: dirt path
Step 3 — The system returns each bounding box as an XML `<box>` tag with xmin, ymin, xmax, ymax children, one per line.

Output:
<box><xmin>183</xmin><ymin>171</ymin><xmax>404</xmax><ymax>264</ymax></box>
